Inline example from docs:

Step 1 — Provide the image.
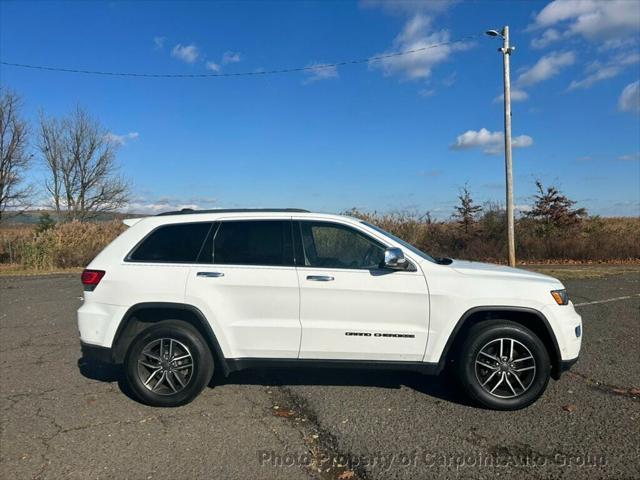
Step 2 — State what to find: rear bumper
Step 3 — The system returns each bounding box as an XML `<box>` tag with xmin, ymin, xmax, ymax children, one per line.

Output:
<box><xmin>77</xmin><ymin>301</ymin><xmax>127</xmax><ymax>348</ymax></box>
<box><xmin>80</xmin><ymin>341</ymin><xmax>114</xmax><ymax>364</ymax></box>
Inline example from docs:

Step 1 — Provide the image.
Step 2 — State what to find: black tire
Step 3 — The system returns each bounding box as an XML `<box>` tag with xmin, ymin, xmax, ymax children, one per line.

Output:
<box><xmin>456</xmin><ymin>320</ymin><xmax>550</xmax><ymax>410</ymax></box>
<box><xmin>124</xmin><ymin>320</ymin><xmax>214</xmax><ymax>407</ymax></box>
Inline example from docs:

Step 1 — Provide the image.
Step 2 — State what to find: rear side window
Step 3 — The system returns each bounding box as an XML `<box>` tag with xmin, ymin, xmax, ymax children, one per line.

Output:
<box><xmin>212</xmin><ymin>220</ymin><xmax>294</xmax><ymax>266</ymax></box>
<box><xmin>128</xmin><ymin>222</ymin><xmax>212</xmax><ymax>263</ymax></box>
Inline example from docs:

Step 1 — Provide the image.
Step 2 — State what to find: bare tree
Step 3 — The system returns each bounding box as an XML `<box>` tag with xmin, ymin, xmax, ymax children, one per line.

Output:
<box><xmin>39</xmin><ymin>107</ymin><xmax>129</xmax><ymax>221</ymax></box>
<box><xmin>0</xmin><ymin>88</ymin><xmax>32</xmax><ymax>222</ymax></box>
<box><xmin>454</xmin><ymin>184</ymin><xmax>482</xmax><ymax>233</ymax></box>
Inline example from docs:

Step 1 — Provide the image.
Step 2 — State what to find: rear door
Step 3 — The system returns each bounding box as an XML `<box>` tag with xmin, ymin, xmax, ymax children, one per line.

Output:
<box><xmin>294</xmin><ymin>220</ymin><xmax>429</xmax><ymax>361</ymax></box>
<box><xmin>186</xmin><ymin>219</ymin><xmax>301</xmax><ymax>359</ymax></box>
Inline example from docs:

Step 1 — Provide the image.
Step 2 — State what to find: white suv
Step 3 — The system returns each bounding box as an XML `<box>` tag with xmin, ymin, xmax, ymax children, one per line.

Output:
<box><xmin>78</xmin><ymin>209</ymin><xmax>582</xmax><ymax>410</ymax></box>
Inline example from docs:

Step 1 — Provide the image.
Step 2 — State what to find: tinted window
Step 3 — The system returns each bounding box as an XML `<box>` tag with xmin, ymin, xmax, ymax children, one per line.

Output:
<box><xmin>213</xmin><ymin>221</ymin><xmax>294</xmax><ymax>266</ymax></box>
<box><xmin>128</xmin><ymin>223</ymin><xmax>212</xmax><ymax>263</ymax></box>
<box><xmin>299</xmin><ymin>221</ymin><xmax>385</xmax><ymax>270</ymax></box>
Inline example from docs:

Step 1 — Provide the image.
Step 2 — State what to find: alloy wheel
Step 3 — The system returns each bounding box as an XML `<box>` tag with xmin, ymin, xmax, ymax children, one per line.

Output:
<box><xmin>136</xmin><ymin>338</ymin><xmax>194</xmax><ymax>396</ymax></box>
<box><xmin>474</xmin><ymin>337</ymin><xmax>536</xmax><ymax>399</ymax></box>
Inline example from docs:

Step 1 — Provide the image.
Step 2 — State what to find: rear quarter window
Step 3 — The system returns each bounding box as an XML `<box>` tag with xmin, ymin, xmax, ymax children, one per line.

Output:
<box><xmin>127</xmin><ymin>222</ymin><xmax>212</xmax><ymax>263</ymax></box>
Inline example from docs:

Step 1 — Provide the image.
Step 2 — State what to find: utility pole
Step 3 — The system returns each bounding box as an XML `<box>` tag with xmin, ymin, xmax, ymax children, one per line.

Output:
<box><xmin>487</xmin><ymin>26</ymin><xmax>516</xmax><ymax>266</ymax></box>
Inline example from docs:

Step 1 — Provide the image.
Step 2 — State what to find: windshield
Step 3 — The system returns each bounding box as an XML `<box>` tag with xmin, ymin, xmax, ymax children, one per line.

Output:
<box><xmin>361</xmin><ymin>221</ymin><xmax>436</xmax><ymax>263</ymax></box>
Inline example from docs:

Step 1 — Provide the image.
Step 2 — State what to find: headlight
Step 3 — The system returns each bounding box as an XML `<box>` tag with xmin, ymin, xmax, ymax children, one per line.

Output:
<box><xmin>551</xmin><ymin>289</ymin><xmax>569</xmax><ymax>305</ymax></box>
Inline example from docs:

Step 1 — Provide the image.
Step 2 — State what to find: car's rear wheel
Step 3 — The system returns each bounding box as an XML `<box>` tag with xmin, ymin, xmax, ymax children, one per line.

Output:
<box><xmin>124</xmin><ymin>320</ymin><xmax>214</xmax><ymax>407</ymax></box>
<box><xmin>456</xmin><ymin>320</ymin><xmax>551</xmax><ymax>410</ymax></box>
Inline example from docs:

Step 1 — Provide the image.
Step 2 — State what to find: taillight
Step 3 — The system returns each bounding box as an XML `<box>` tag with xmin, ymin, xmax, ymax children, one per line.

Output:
<box><xmin>81</xmin><ymin>269</ymin><xmax>105</xmax><ymax>291</ymax></box>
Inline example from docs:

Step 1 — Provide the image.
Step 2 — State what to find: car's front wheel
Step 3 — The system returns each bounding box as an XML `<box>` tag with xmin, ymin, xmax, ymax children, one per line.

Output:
<box><xmin>457</xmin><ymin>320</ymin><xmax>551</xmax><ymax>410</ymax></box>
<box><xmin>124</xmin><ymin>320</ymin><xmax>214</xmax><ymax>407</ymax></box>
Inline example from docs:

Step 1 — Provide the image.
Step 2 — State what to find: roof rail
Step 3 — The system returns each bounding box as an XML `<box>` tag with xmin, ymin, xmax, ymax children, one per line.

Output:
<box><xmin>156</xmin><ymin>208</ymin><xmax>310</xmax><ymax>216</ymax></box>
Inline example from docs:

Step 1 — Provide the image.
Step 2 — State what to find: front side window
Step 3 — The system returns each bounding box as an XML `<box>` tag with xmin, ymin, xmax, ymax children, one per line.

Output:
<box><xmin>212</xmin><ymin>220</ymin><xmax>294</xmax><ymax>266</ymax></box>
<box><xmin>299</xmin><ymin>221</ymin><xmax>385</xmax><ymax>270</ymax></box>
<box><xmin>361</xmin><ymin>221</ymin><xmax>435</xmax><ymax>263</ymax></box>
<box><xmin>128</xmin><ymin>222</ymin><xmax>212</xmax><ymax>263</ymax></box>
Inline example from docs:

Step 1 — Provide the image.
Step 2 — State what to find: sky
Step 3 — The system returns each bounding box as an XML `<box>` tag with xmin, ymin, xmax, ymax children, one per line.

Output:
<box><xmin>1</xmin><ymin>0</ymin><xmax>639</xmax><ymax>217</ymax></box>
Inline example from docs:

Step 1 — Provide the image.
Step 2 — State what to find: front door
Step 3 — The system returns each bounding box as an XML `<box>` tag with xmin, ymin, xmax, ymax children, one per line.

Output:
<box><xmin>294</xmin><ymin>220</ymin><xmax>429</xmax><ymax>361</ymax></box>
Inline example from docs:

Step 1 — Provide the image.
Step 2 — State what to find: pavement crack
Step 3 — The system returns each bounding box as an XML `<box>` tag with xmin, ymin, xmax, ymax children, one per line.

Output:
<box><xmin>238</xmin><ymin>386</ymin><xmax>294</xmax><ymax>452</ymax></box>
<box><xmin>464</xmin><ymin>428</ymin><xmax>588</xmax><ymax>471</ymax></box>
<box><xmin>267</xmin><ymin>382</ymin><xmax>369</xmax><ymax>480</ymax></box>
<box><xmin>567</xmin><ymin>371</ymin><xmax>640</xmax><ymax>399</ymax></box>
<box><xmin>33</xmin><ymin>406</ymin><xmax>64</xmax><ymax>479</ymax></box>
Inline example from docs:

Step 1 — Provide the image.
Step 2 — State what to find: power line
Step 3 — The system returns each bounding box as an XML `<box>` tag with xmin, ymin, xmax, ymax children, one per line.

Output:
<box><xmin>0</xmin><ymin>34</ymin><xmax>480</xmax><ymax>79</ymax></box>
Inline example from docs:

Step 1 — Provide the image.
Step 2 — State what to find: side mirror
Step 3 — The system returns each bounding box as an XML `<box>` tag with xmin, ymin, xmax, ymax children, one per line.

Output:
<box><xmin>383</xmin><ymin>247</ymin><xmax>408</xmax><ymax>270</ymax></box>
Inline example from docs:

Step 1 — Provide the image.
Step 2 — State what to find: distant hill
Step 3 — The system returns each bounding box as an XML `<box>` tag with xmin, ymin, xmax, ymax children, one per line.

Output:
<box><xmin>3</xmin><ymin>210</ymin><xmax>142</xmax><ymax>225</ymax></box>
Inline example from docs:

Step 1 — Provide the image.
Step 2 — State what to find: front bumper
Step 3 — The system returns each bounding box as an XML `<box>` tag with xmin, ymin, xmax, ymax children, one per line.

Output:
<box><xmin>560</xmin><ymin>357</ymin><xmax>579</xmax><ymax>374</ymax></box>
<box><xmin>541</xmin><ymin>302</ymin><xmax>582</xmax><ymax>379</ymax></box>
<box><xmin>541</xmin><ymin>303</ymin><xmax>582</xmax><ymax>361</ymax></box>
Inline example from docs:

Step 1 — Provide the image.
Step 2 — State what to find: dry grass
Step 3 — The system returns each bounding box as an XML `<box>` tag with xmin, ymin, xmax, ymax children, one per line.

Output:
<box><xmin>350</xmin><ymin>210</ymin><xmax>640</xmax><ymax>264</ymax></box>
<box><xmin>1</xmin><ymin>220</ymin><xmax>126</xmax><ymax>271</ymax></box>
<box><xmin>0</xmin><ymin>264</ymin><xmax>83</xmax><ymax>276</ymax></box>
<box><xmin>525</xmin><ymin>264</ymin><xmax>640</xmax><ymax>280</ymax></box>
<box><xmin>0</xmin><ymin>213</ymin><xmax>638</xmax><ymax>275</ymax></box>
<box><xmin>0</xmin><ymin>224</ymin><xmax>33</xmax><ymax>264</ymax></box>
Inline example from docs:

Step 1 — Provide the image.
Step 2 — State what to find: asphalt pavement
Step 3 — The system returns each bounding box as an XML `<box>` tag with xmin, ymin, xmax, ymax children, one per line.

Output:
<box><xmin>1</xmin><ymin>270</ymin><xmax>638</xmax><ymax>479</ymax></box>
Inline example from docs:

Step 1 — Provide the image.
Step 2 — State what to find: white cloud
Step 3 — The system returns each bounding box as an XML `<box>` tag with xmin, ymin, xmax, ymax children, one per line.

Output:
<box><xmin>569</xmin><ymin>52</ymin><xmax>640</xmax><ymax>90</ymax></box>
<box><xmin>530</xmin><ymin>0</ymin><xmax>640</xmax><ymax>44</ymax></box>
<box><xmin>124</xmin><ymin>196</ymin><xmax>217</xmax><ymax>214</ymax></box>
<box><xmin>418</xmin><ymin>88</ymin><xmax>435</xmax><ymax>97</ymax></box>
<box><xmin>303</xmin><ymin>63</ymin><xmax>339</xmax><ymax>84</ymax></box>
<box><xmin>494</xmin><ymin>88</ymin><xmax>529</xmax><ymax>103</ymax></box>
<box><xmin>618</xmin><ymin>152</ymin><xmax>640</xmax><ymax>161</ymax></box>
<box><xmin>451</xmin><ymin>128</ymin><xmax>534</xmax><ymax>155</ymax></box>
<box><xmin>153</xmin><ymin>36</ymin><xmax>165</xmax><ymax>50</ymax></box>
<box><xmin>530</xmin><ymin>28</ymin><xmax>561</xmax><ymax>49</ymax></box>
<box><xmin>619</xmin><ymin>81</ymin><xmax>640</xmax><ymax>114</ymax></box>
<box><xmin>568</xmin><ymin>65</ymin><xmax>618</xmax><ymax>90</ymax></box>
<box><xmin>222</xmin><ymin>51</ymin><xmax>242</xmax><ymax>64</ymax></box>
<box><xmin>442</xmin><ymin>71</ymin><xmax>457</xmax><ymax>87</ymax></box>
<box><xmin>517</xmin><ymin>51</ymin><xmax>576</xmax><ymax>87</ymax></box>
<box><xmin>515</xmin><ymin>204</ymin><xmax>533</xmax><ymax>213</ymax></box>
<box><xmin>360</xmin><ymin>0</ymin><xmax>451</xmax><ymax>16</ymax></box>
<box><xmin>206</xmin><ymin>61</ymin><xmax>221</xmax><ymax>72</ymax></box>
<box><xmin>369</xmin><ymin>13</ymin><xmax>473</xmax><ymax>81</ymax></box>
<box><xmin>106</xmin><ymin>132</ymin><xmax>139</xmax><ymax>146</ymax></box>
<box><xmin>171</xmin><ymin>43</ymin><xmax>199</xmax><ymax>63</ymax></box>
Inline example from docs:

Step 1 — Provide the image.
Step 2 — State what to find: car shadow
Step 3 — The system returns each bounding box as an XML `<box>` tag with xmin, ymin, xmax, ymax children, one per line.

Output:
<box><xmin>78</xmin><ymin>357</ymin><xmax>474</xmax><ymax>407</ymax></box>
<box><xmin>216</xmin><ymin>367</ymin><xmax>474</xmax><ymax>407</ymax></box>
<box><xmin>77</xmin><ymin>357</ymin><xmax>140</xmax><ymax>402</ymax></box>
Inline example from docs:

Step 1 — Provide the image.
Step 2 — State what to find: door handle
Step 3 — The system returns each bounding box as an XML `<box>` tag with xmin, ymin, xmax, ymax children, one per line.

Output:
<box><xmin>197</xmin><ymin>271</ymin><xmax>225</xmax><ymax>278</ymax></box>
<box><xmin>306</xmin><ymin>275</ymin><xmax>334</xmax><ymax>282</ymax></box>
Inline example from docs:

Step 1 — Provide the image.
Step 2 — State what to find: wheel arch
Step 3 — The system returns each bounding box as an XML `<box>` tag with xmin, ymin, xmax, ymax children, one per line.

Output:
<box><xmin>111</xmin><ymin>302</ymin><xmax>230</xmax><ymax>375</ymax></box>
<box><xmin>438</xmin><ymin>306</ymin><xmax>562</xmax><ymax>379</ymax></box>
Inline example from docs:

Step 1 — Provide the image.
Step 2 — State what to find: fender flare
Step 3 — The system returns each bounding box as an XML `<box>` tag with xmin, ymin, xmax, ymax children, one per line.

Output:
<box><xmin>436</xmin><ymin>306</ymin><xmax>562</xmax><ymax>378</ymax></box>
<box><xmin>112</xmin><ymin>302</ymin><xmax>229</xmax><ymax>375</ymax></box>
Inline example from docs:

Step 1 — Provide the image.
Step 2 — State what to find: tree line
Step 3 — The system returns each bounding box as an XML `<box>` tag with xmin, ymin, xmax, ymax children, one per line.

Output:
<box><xmin>0</xmin><ymin>87</ymin><xmax>129</xmax><ymax>224</ymax></box>
<box><xmin>452</xmin><ymin>181</ymin><xmax>588</xmax><ymax>235</ymax></box>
